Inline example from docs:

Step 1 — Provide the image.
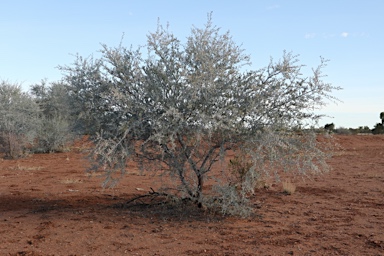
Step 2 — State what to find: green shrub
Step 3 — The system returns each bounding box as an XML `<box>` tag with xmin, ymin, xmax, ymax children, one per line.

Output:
<box><xmin>372</xmin><ymin>123</ymin><xmax>384</xmax><ymax>134</ymax></box>
<box><xmin>324</xmin><ymin>123</ymin><xmax>335</xmax><ymax>131</ymax></box>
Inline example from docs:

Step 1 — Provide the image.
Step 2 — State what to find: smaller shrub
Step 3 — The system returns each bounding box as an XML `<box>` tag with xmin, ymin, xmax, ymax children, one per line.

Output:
<box><xmin>228</xmin><ymin>155</ymin><xmax>253</xmax><ymax>186</ymax></box>
<box><xmin>0</xmin><ymin>132</ymin><xmax>30</xmax><ymax>159</ymax></box>
<box><xmin>206</xmin><ymin>184</ymin><xmax>252</xmax><ymax>217</ymax></box>
<box><xmin>324</xmin><ymin>123</ymin><xmax>335</xmax><ymax>132</ymax></box>
<box><xmin>33</xmin><ymin>116</ymin><xmax>75</xmax><ymax>153</ymax></box>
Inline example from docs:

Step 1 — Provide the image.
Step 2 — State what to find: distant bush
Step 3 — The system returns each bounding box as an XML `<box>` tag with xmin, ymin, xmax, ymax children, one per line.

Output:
<box><xmin>30</xmin><ymin>80</ymin><xmax>72</xmax><ymax>120</ymax></box>
<box><xmin>30</xmin><ymin>80</ymin><xmax>76</xmax><ymax>153</ymax></box>
<box><xmin>340</xmin><ymin>126</ymin><xmax>372</xmax><ymax>135</ymax></box>
<box><xmin>33</xmin><ymin>116</ymin><xmax>74</xmax><ymax>153</ymax></box>
<box><xmin>372</xmin><ymin>123</ymin><xmax>384</xmax><ymax>135</ymax></box>
<box><xmin>324</xmin><ymin>123</ymin><xmax>335</xmax><ymax>131</ymax></box>
<box><xmin>357</xmin><ymin>126</ymin><xmax>372</xmax><ymax>134</ymax></box>
<box><xmin>0</xmin><ymin>80</ymin><xmax>78</xmax><ymax>158</ymax></box>
<box><xmin>0</xmin><ymin>81</ymin><xmax>40</xmax><ymax>158</ymax></box>
<box><xmin>334</xmin><ymin>127</ymin><xmax>353</xmax><ymax>135</ymax></box>
<box><xmin>369</xmin><ymin>112</ymin><xmax>384</xmax><ymax>135</ymax></box>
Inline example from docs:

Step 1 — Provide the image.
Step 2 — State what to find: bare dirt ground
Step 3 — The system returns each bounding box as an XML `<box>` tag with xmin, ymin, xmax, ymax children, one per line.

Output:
<box><xmin>0</xmin><ymin>135</ymin><xmax>384</xmax><ymax>256</ymax></box>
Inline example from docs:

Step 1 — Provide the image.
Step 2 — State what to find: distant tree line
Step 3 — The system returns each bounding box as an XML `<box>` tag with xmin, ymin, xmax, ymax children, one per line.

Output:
<box><xmin>372</xmin><ymin>112</ymin><xmax>384</xmax><ymax>134</ymax></box>
<box><xmin>323</xmin><ymin>111</ymin><xmax>384</xmax><ymax>135</ymax></box>
<box><xmin>0</xmin><ymin>80</ymin><xmax>77</xmax><ymax>158</ymax></box>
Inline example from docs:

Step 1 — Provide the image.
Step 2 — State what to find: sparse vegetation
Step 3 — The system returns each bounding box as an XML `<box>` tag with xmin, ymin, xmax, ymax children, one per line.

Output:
<box><xmin>30</xmin><ymin>80</ymin><xmax>76</xmax><ymax>153</ymax></box>
<box><xmin>228</xmin><ymin>154</ymin><xmax>255</xmax><ymax>190</ymax></box>
<box><xmin>334</xmin><ymin>127</ymin><xmax>353</xmax><ymax>135</ymax></box>
<box><xmin>0</xmin><ymin>81</ymin><xmax>41</xmax><ymax>159</ymax></box>
<box><xmin>332</xmin><ymin>125</ymin><xmax>373</xmax><ymax>135</ymax></box>
<box><xmin>372</xmin><ymin>123</ymin><xmax>384</xmax><ymax>134</ymax></box>
<box><xmin>7</xmin><ymin>164</ymin><xmax>44</xmax><ymax>171</ymax></box>
<box><xmin>60</xmin><ymin>178</ymin><xmax>83</xmax><ymax>184</ymax></box>
<box><xmin>357</xmin><ymin>126</ymin><xmax>372</xmax><ymax>134</ymax></box>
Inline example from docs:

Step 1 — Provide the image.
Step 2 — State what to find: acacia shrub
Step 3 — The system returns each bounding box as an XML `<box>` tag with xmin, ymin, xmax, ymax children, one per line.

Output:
<box><xmin>60</xmin><ymin>15</ymin><xmax>339</xmax><ymax>216</ymax></box>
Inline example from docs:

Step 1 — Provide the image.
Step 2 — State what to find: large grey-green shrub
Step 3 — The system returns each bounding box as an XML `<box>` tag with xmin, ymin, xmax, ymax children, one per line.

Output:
<box><xmin>60</xmin><ymin>16</ymin><xmax>339</xmax><ymax>216</ymax></box>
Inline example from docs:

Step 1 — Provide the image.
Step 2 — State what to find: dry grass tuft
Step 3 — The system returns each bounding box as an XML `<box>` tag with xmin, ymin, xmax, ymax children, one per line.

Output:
<box><xmin>282</xmin><ymin>180</ymin><xmax>296</xmax><ymax>195</ymax></box>
<box><xmin>8</xmin><ymin>164</ymin><xmax>44</xmax><ymax>171</ymax></box>
<box><xmin>60</xmin><ymin>178</ymin><xmax>83</xmax><ymax>184</ymax></box>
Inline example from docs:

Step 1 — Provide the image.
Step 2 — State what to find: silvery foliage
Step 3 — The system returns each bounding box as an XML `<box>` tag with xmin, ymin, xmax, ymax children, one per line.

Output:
<box><xmin>0</xmin><ymin>81</ymin><xmax>40</xmax><ymax>158</ymax></box>
<box><xmin>30</xmin><ymin>80</ymin><xmax>75</xmax><ymax>153</ymax></box>
<box><xmin>61</xmin><ymin>16</ymin><xmax>339</xmax><ymax>215</ymax></box>
<box><xmin>31</xmin><ymin>79</ymin><xmax>72</xmax><ymax>120</ymax></box>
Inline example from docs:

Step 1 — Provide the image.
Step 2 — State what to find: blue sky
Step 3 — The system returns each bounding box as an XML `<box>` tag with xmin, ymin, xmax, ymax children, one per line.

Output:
<box><xmin>1</xmin><ymin>0</ymin><xmax>383</xmax><ymax>128</ymax></box>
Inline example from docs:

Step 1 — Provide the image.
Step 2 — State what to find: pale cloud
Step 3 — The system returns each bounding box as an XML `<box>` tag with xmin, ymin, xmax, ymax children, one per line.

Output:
<box><xmin>304</xmin><ymin>33</ymin><xmax>316</xmax><ymax>39</ymax></box>
<box><xmin>341</xmin><ymin>32</ymin><xmax>349</xmax><ymax>38</ymax></box>
<box><xmin>351</xmin><ymin>32</ymin><xmax>369</xmax><ymax>38</ymax></box>
<box><xmin>322</xmin><ymin>33</ymin><xmax>336</xmax><ymax>39</ymax></box>
<box><xmin>305</xmin><ymin>31</ymin><xmax>367</xmax><ymax>40</ymax></box>
<box><xmin>359</xmin><ymin>32</ymin><xmax>368</xmax><ymax>37</ymax></box>
<box><xmin>266</xmin><ymin>4</ymin><xmax>281</xmax><ymax>10</ymax></box>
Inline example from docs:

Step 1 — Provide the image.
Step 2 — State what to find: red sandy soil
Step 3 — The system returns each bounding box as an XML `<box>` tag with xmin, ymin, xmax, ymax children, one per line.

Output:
<box><xmin>1</xmin><ymin>135</ymin><xmax>384</xmax><ymax>256</ymax></box>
